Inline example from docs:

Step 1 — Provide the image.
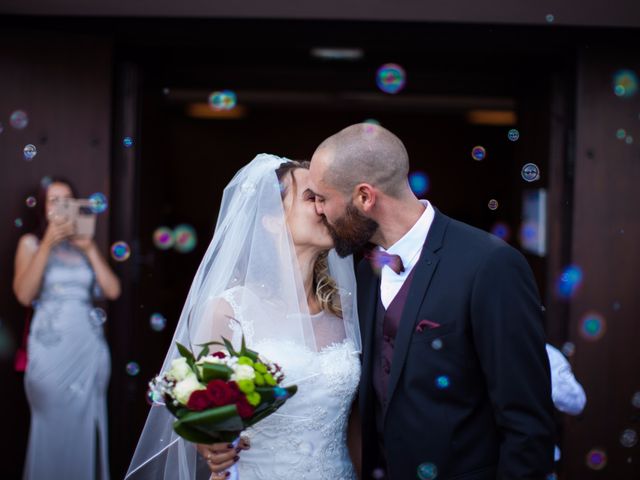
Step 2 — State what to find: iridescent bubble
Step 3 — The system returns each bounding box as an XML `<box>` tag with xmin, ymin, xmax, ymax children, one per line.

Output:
<box><xmin>435</xmin><ymin>375</ymin><xmax>450</xmax><ymax>389</ymax></box>
<box><xmin>431</xmin><ymin>339</ymin><xmax>443</xmax><ymax>350</ymax></box>
<box><xmin>556</xmin><ymin>265</ymin><xmax>583</xmax><ymax>299</ymax></box>
<box><xmin>371</xmin><ymin>468</ymin><xmax>385</xmax><ymax>480</ymax></box>
<box><xmin>625</xmin><ymin>135</ymin><xmax>634</xmax><ymax>145</ymax></box>
<box><xmin>40</xmin><ymin>176</ymin><xmax>53</xmax><ymax>188</ymax></box>
<box><xmin>89</xmin><ymin>307</ymin><xmax>107</xmax><ymax>326</ymax></box>
<box><xmin>519</xmin><ymin>221</ymin><xmax>539</xmax><ymax>245</ymax></box>
<box><xmin>162</xmin><ymin>87</ymin><xmax>170</xmax><ymax>95</ymax></box>
<box><xmin>150</xmin><ymin>313</ymin><xmax>167</xmax><ymax>332</ymax></box>
<box><xmin>561</xmin><ymin>342</ymin><xmax>576</xmax><ymax>357</ymax></box>
<box><xmin>545</xmin><ymin>14</ymin><xmax>555</xmax><ymax>23</ymax></box>
<box><xmin>208</xmin><ymin>90</ymin><xmax>237</xmax><ymax>111</ymax></box>
<box><xmin>126</xmin><ymin>361</ymin><xmax>140</xmax><ymax>376</ymax></box>
<box><xmin>488</xmin><ymin>199</ymin><xmax>499</xmax><ymax>210</ymax></box>
<box><xmin>23</xmin><ymin>144</ymin><xmax>37</xmax><ymax>161</ymax></box>
<box><xmin>364</xmin><ymin>118</ymin><xmax>380</xmax><ymax>125</ymax></box>
<box><xmin>409</xmin><ymin>171</ymin><xmax>430</xmax><ymax>196</ymax></box>
<box><xmin>417</xmin><ymin>462</ymin><xmax>438</xmax><ymax>480</ymax></box>
<box><xmin>123</xmin><ymin>136</ymin><xmax>134</xmax><ymax>148</ymax></box>
<box><xmin>521</xmin><ymin>163</ymin><xmax>540</xmax><ymax>182</ymax></box>
<box><xmin>376</xmin><ymin>63</ymin><xmax>406</xmax><ymax>94</ymax></box>
<box><xmin>508</xmin><ymin>129</ymin><xmax>520</xmax><ymax>141</ymax></box>
<box><xmin>632</xmin><ymin>392</ymin><xmax>640</xmax><ymax>409</ymax></box>
<box><xmin>620</xmin><ymin>429</ymin><xmax>638</xmax><ymax>448</ymax></box>
<box><xmin>110</xmin><ymin>241</ymin><xmax>131</xmax><ymax>262</ymax></box>
<box><xmin>173</xmin><ymin>224</ymin><xmax>197</xmax><ymax>253</ymax></box>
<box><xmin>613</xmin><ymin>69</ymin><xmax>639</xmax><ymax>98</ymax></box>
<box><xmin>616</xmin><ymin>128</ymin><xmax>627</xmax><ymax>140</ymax></box>
<box><xmin>580</xmin><ymin>312</ymin><xmax>606</xmax><ymax>341</ymax></box>
<box><xmin>25</xmin><ymin>196</ymin><xmax>37</xmax><ymax>208</ymax></box>
<box><xmin>15</xmin><ymin>218</ymin><xmax>23</xmax><ymax>228</ymax></box>
<box><xmin>586</xmin><ymin>448</ymin><xmax>607</xmax><ymax>470</ymax></box>
<box><xmin>89</xmin><ymin>192</ymin><xmax>108</xmax><ymax>214</ymax></box>
<box><xmin>491</xmin><ymin>222</ymin><xmax>511</xmax><ymax>241</ymax></box>
<box><xmin>546</xmin><ymin>474</ymin><xmax>558</xmax><ymax>480</ymax></box>
<box><xmin>153</xmin><ymin>227</ymin><xmax>175</xmax><ymax>250</ymax></box>
<box><xmin>10</xmin><ymin>110</ymin><xmax>29</xmax><ymax>129</ymax></box>
<box><xmin>471</xmin><ymin>146</ymin><xmax>486</xmax><ymax>161</ymax></box>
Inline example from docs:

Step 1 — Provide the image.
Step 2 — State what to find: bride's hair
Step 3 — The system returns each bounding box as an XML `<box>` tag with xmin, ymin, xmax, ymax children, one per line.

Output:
<box><xmin>276</xmin><ymin>160</ymin><xmax>343</xmax><ymax>318</ymax></box>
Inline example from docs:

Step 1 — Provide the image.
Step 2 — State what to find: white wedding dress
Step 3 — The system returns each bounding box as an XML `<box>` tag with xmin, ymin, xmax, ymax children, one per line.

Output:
<box><xmin>221</xmin><ymin>286</ymin><xmax>361</xmax><ymax>480</ymax></box>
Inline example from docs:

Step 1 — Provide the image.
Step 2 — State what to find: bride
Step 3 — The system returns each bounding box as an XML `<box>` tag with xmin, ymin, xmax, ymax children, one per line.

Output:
<box><xmin>126</xmin><ymin>154</ymin><xmax>362</xmax><ymax>479</ymax></box>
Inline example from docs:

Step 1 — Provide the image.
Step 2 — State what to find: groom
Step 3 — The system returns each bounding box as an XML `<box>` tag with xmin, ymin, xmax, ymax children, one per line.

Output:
<box><xmin>308</xmin><ymin>124</ymin><xmax>555</xmax><ymax>479</ymax></box>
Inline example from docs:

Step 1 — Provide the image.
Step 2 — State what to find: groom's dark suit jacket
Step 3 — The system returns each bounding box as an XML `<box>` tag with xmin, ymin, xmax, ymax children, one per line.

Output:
<box><xmin>357</xmin><ymin>209</ymin><xmax>554</xmax><ymax>480</ymax></box>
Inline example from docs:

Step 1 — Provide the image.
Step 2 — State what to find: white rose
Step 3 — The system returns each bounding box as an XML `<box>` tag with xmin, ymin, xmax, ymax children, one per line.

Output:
<box><xmin>231</xmin><ymin>364</ymin><xmax>256</xmax><ymax>382</ymax></box>
<box><xmin>167</xmin><ymin>357</ymin><xmax>192</xmax><ymax>382</ymax></box>
<box><xmin>173</xmin><ymin>373</ymin><xmax>206</xmax><ymax>405</ymax></box>
<box><xmin>196</xmin><ymin>355</ymin><xmax>224</xmax><ymax>365</ymax></box>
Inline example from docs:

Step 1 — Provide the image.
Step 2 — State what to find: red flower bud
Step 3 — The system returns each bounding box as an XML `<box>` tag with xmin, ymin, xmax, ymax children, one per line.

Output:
<box><xmin>206</xmin><ymin>379</ymin><xmax>235</xmax><ymax>406</ymax></box>
<box><xmin>235</xmin><ymin>395</ymin><xmax>255</xmax><ymax>419</ymax></box>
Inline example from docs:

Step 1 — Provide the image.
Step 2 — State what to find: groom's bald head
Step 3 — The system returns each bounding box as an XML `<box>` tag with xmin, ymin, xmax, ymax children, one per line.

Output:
<box><xmin>312</xmin><ymin>123</ymin><xmax>410</xmax><ymax>198</ymax></box>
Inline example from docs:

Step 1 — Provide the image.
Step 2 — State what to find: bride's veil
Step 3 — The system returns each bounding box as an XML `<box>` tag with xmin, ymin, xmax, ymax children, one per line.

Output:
<box><xmin>125</xmin><ymin>153</ymin><xmax>361</xmax><ymax>479</ymax></box>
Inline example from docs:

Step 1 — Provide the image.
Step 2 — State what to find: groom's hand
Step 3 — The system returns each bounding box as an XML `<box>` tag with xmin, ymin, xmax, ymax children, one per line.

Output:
<box><xmin>196</xmin><ymin>438</ymin><xmax>250</xmax><ymax>476</ymax></box>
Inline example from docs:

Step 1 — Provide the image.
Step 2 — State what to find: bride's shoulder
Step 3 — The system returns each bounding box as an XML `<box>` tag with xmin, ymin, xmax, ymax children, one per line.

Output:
<box><xmin>218</xmin><ymin>285</ymin><xmax>261</xmax><ymax>313</ymax></box>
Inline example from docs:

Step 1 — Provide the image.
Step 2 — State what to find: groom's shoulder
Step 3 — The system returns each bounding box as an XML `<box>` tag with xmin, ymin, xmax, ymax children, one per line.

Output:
<box><xmin>440</xmin><ymin>212</ymin><xmax>511</xmax><ymax>258</ymax></box>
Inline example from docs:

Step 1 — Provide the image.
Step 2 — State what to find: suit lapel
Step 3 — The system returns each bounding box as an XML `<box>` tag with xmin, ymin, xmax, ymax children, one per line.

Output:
<box><xmin>384</xmin><ymin>209</ymin><xmax>449</xmax><ymax>420</ymax></box>
<box><xmin>358</xmin><ymin>263</ymin><xmax>380</xmax><ymax>413</ymax></box>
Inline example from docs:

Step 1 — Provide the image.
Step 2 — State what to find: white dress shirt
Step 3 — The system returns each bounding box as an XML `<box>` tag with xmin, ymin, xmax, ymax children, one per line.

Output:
<box><xmin>379</xmin><ymin>200</ymin><xmax>435</xmax><ymax>309</ymax></box>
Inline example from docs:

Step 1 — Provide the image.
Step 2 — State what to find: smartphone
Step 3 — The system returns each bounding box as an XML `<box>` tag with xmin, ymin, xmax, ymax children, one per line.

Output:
<box><xmin>52</xmin><ymin>198</ymin><xmax>97</xmax><ymax>238</ymax></box>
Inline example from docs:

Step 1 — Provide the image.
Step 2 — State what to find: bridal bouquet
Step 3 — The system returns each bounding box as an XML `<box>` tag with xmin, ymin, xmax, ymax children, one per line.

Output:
<box><xmin>148</xmin><ymin>336</ymin><xmax>297</xmax><ymax>444</ymax></box>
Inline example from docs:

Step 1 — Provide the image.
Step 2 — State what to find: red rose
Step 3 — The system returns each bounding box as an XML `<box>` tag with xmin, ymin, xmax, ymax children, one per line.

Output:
<box><xmin>227</xmin><ymin>381</ymin><xmax>241</xmax><ymax>402</ymax></box>
<box><xmin>235</xmin><ymin>395</ymin><xmax>254</xmax><ymax>419</ymax></box>
<box><xmin>212</xmin><ymin>351</ymin><xmax>227</xmax><ymax>359</ymax></box>
<box><xmin>187</xmin><ymin>390</ymin><xmax>213</xmax><ymax>411</ymax></box>
<box><xmin>206</xmin><ymin>380</ymin><xmax>235</xmax><ymax>406</ymax></box>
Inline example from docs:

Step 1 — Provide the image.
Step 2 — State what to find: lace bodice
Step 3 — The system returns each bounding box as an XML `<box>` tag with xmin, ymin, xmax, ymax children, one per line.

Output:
<box><xmin>219</xmin><ymin>287</ymin><xmax>361</xmax><ymax>479</ymax></box>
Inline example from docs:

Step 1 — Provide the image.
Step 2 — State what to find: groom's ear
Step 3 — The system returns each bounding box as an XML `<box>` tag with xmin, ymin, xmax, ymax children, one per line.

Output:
<box><xmin>354</xmin><ymin>183</ymin><xmax>376</xmax><ymax>213</ymax></box>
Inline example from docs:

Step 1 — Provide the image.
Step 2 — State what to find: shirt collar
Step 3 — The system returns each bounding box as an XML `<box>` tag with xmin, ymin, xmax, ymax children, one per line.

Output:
<box><xmin>381</xmin><ymin>200</ymin><xmax>434</xmax><ymax>267</ymax></box>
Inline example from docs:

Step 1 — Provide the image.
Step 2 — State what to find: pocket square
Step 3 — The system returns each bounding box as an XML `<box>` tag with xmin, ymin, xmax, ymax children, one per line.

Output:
<box><xmin>416</xmin><ymin>319</ymin><xmax>441</xmax><ymax>333</ymax></box>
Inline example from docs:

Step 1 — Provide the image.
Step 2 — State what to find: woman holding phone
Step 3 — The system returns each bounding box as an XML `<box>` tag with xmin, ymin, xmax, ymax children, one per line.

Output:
<box><xmin>13</xmin><ymin>177</ymin><xmax>121</xmax><ymax>480</ymax></box>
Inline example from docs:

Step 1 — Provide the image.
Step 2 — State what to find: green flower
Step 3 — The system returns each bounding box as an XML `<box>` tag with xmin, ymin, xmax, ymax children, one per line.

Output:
<box><xmin>237</xmin><ymin>379</ymin><xmax>255</xmax><ymax>394</ymax></box>
<box><xmin>254</xmin><ymin>372</ymin><xmax>265</xmax><ymax>386</ymax></box>
<box><xmin>254</xmin><ymin>362</ymin><xmax>268</xmax><ymax>374</ymax></box>
<box><xmin>264</xmin><ymin>373</ymin><xmax>277</xmax><ymax>386</ymax></box>
<box><xmin>237</xmin><ymin>356</ymin><xmax>254</xmax><ymax>367</ymax></box>
<box><xmin>246</xmin><ymin>391</ymin><xmax>261</xmax><ymax>407</ymax></box>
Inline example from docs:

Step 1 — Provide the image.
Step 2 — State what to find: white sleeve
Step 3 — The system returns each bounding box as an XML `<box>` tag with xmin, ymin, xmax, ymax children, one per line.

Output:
<box><xmin>547</xmin><ymin>344</ymin><xmax>587</xmax><ymax>415</ymax></box>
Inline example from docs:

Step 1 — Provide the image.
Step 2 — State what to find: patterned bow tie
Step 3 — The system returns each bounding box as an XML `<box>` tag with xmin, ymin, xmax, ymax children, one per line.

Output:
<box><xmin>366</xmin><ymin>249</ymin><xmax>405</xmax><ymax>275</ymax></box>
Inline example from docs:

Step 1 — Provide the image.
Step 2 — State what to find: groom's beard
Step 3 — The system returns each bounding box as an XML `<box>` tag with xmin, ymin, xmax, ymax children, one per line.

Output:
<box><xmin>324</xmin><ymin>202</ymin><xmax>378</xmax><ymax>258</ymax></box>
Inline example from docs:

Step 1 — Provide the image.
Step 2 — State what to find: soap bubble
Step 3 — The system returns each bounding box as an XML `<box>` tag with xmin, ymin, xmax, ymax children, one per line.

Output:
<box><xmin>545</xmin><ymin>14</ymin><xmax>555</xmax><ymax>23</ymax></box>
<box><xmin>488</xmin><ymin>199</ymin><xmax>499</xmax><ymax>210</ymax></box>
<box><xmin>10</xmin><ymin>110</ymin><xmax>29</xmax><ymax>129</ymax></box>
<box><xmin>15</xmin><ymin>218</ymin><xmax>23</xmax><ymax>228</ymax></box>
<box><xmin>431</xmin><ymin>339</ymin><xmax>443</xmax><ymax>350</ymax></box>
<box><xmin>89</xmin><ymin>307</ymin><xmax>107</xmax><ymax>326</ymax></box>
<box><xmin>111</xmin><ymin>241</ymin><xmax>131</xmax><ymax>262</ymax></box>
<box><xmin>89</xmin><ymin>192</ymin><xmax>108</xmax><ymax>214</ymax></box>
<box><xmin>126</xmin><ymin>361</ymin><xmax>140</xmax><ymax>376</ymax></box>
<box><xmin>508</xmin><ymin>129</ymin><xmax>520</xmax><ymax>141</ymax></box>
<box><xmin>23</xmin><ymin>144</ymin><xmax>37</xmax><ymax>161</ymax></box>
<box><xmin>580</xmin><ymin>313</ymin><xmax>606</xmax><ymax>341</ymax></box>
<box><xmin>471</xmin><ymin>146</ymin><xmax>486</xmax><ymax>161</ymax></box>
<box><xmin>417</xmin><ymin>462</ymin><xmax>438</xmax><ymax>480</ymax></box>
<box><xmin>491</xmin><ymin>222</ymin><xmax>511</xmax><ymax>241</ymax></box>
<box><xmin>556</xmin><ymin>265</ymin><xmax>583</xmax><ymax>299</ymax></box>
<box><xmin>153</xmin><ymin>227</ymin><xmax>175</xmax><ymax>250</ymax></box>
<box><xmin>376</xmin><ymin>63</ymin><xmax>406</xmax><ymax>94</ymax></box>
<box><xmin>585</xmin><ymin>448</ymin><xmax>607</xmax><ymax>470</ymax></box>
<box><xmin>123</xmin><ymin>136</ymin><xmax>134</xmax><ymax>148</ymax></box>
<box><xmin>150</xmin><ymin>313</ymin><xmax>167</xmax><ymax>332</ymax></box>
<box><xmin>26</xmin><ymin>196</ymin><xmax>37</xmax><ymax>208</ymax></box>
<box><xmin>521</xmin><ymin>163</ymin><xmax>540</xmax><ymax>182</ymax></box>
<box><xmin>409</xmin><ymin>171</ymin><xmax>430</xmax><ymax>196</ymax></box>
<box><xmin>613</xmin><ymin>69</ymin><xmax>638</xmax><ymax>98</ymax></box>
<box><xmin>173</xmin><ymin>224</ymin><xmax>197</xmax><ymax>253</ymax></box>
<box><xmin>435</xmin><ymin>375</ymin><xmax>450</xmax><ymax>389</ymax></box>
<box><xmin>620</xmin><ymin>429</ymin><xmax>638</xmax><ymax>448</ymax></box>
<box><xmin>208</xmin><ymin>90</ymin><xmax>237</xmax><ymax>111</ymax></box>
<box><xmin>561</xmin><ymin>342</ymin><xmax>576</xmax><ymax>357</ymax></box>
